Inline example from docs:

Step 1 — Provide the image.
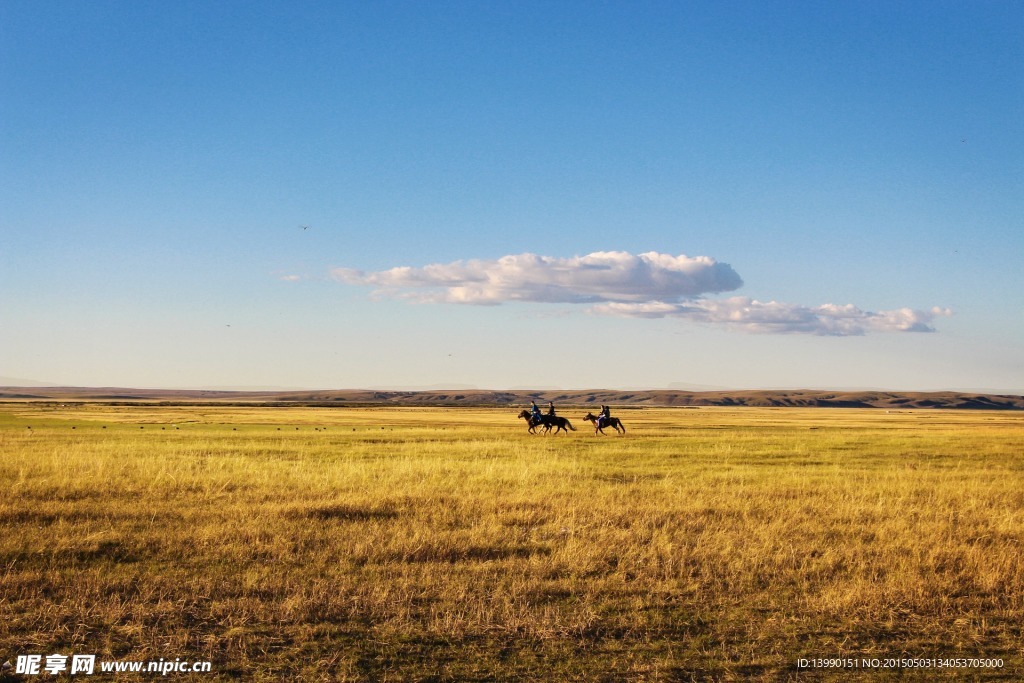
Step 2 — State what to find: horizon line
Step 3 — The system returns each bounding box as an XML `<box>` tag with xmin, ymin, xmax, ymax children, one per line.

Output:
<box><xmin>1</xmin><ymin>384</ymin><xmax>1021</xmax><ymax>397</ymax></box>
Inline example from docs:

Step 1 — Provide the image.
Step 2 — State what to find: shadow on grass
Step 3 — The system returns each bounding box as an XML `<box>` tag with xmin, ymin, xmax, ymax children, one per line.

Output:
<box><xmin>2</xmin><ymin>540</ymin><xmax>142</xmax><ymax>565</ymax></box>
<box><xmin>286</xmin><ymin>503</ymin><xmax>401</xmax><ymax>522</ymax></box>
<box><xmin>379</xmin><ymin>544</ymin><xmax>553</xmax><ymax>564</ymax></box>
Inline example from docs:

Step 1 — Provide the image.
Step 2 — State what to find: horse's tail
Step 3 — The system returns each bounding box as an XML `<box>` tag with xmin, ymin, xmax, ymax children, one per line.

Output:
<box><xmin>619</xmin><ymin>419</ymin><xmax>625</xmax><ymax>433</ymax></box>
<box><xmin>566</xmin><ymin>419</ymin><xmax>576</xmax><ymax>431</ymax></box>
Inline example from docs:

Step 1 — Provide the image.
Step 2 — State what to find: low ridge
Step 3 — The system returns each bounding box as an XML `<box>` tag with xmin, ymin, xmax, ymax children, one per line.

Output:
<box><xmin>1</xmin><ymin>387</ymin><xmax>1021</xmax><ymax>410</ymax></box>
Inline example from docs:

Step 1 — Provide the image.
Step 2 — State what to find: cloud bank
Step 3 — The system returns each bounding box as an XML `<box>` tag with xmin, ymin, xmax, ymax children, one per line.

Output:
<box><xmin>591</xmin><ymin>298</ymin><xmax>953</xmax><ymax>336</ymax></box>
<box><xmin>332</xmin><ymin>251</ymin><xmax>743</xmax><ymax>304</ymax></box>
<box><xmin>332</xmin><ymin>251</ymin><xmax>950</xmax><ymax>335</ymax></box>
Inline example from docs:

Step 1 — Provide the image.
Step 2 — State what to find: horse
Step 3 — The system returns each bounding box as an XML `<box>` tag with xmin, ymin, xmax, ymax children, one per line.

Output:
<box><xmin>518</xmin><ymin>409</ymin><xmax>542</xmax><ymax>434</ymax></box>
<box><xmin>583</xmin><ymin>412</ymin><xmax>626</xmax><ymax>435</ymax></box>
<box><xmin>539</xmin><ymin>414</ymin><xmax>575</xmax><ymax>435</ymax></box>
<box><xmin>517</xmin><ymin>410</ymin><xmax>576</xmax><ymax>434</ymax></box>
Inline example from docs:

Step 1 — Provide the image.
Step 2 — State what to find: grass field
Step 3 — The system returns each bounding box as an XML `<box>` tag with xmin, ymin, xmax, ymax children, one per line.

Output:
<box><xmin>1</xmin><ymin>403</ymin><xmax>1022</xmax><ymax>681</ymax></box>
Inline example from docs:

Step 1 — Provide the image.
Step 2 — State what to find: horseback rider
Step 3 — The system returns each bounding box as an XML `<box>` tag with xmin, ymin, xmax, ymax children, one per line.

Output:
<box><xmin>530</xmin><ymin>401</ymin><xmax>543</xmax><ymax>425</ymax></box>
<box><xmin>597</xmin><ymin>404</ymin><xmax>611</xmax><ymax>428</ymax></box>
<box><xmin>547</xmin><ymin>401</ymin><xmax>556</xmax><ymax>417</ymax></box>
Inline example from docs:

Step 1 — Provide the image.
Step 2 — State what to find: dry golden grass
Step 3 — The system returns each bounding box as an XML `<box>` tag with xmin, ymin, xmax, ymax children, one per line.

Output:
<box><xmin>1</xmin><ymin>404</ymin><xmax>1022</xmax><ymax>681</ymax></box>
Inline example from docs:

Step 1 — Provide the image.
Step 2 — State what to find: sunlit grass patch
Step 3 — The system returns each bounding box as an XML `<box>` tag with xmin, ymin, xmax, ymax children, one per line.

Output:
<box><xmin>0</xmin><ymin>405</ymin><xmax>1021</xmax><ymax>680</ymax></box>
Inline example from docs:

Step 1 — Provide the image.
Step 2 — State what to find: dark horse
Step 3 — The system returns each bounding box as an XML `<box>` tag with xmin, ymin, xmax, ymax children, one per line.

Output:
<box><xmin>517</xmin><ymin>410</ymin><xmax>576</xmax><ymax>435</ymax></box>
<box><xmin>583</xmin><ymin>412</ymin><xmax>626</xmax><ymax>435</ymax></box>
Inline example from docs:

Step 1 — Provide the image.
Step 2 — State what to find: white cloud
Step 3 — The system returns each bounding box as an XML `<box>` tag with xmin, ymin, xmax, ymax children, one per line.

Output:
<box><xmin>591</xmin><ymin>298</ymin><xmax>954</xmax><ymax>335</ymax></box>
<box><xmin>332</xmin><ymin>250</ymin><xmax>951</xmax><ymax>336</ymax></box>
<box><xmin>332</xmin><ymin>251</ymin><xmax>743</xmax><ymax>304</ymax></box>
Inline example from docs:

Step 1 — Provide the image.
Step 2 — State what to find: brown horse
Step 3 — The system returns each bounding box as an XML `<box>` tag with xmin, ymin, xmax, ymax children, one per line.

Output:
<box><xmin>583</xmin><ymin>412</ymin><xmax>625</xmax><ymax>435</ymax></box>
<box><xmin>518</xmin><ymin>410</ymin><xmax>576</xmax><ymax>434</ymax></box>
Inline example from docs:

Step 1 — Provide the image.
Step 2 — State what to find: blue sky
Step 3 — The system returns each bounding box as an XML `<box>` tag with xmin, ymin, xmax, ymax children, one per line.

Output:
<box><xmin>2</xmin><ymin>1</ymin><xmax>1021</xmax><ymax>392</ymax></box>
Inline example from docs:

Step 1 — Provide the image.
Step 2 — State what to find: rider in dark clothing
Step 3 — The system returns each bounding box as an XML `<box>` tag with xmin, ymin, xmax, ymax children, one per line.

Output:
<box><xmin>597</xmin><ymin>405</ymin><xmax>611</xmax><ymax>428</ymax></box>
<box><xmin>547</xmin><ymin>402</ymin><xmax>556</xmax><ymax>417</ymax></box>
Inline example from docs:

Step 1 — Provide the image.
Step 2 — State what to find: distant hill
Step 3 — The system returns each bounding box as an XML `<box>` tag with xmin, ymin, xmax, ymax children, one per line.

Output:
<box><xmin>1</xmin><ymin>386</ymin><xmax>1021</xmax><ymax>410</ymax></box>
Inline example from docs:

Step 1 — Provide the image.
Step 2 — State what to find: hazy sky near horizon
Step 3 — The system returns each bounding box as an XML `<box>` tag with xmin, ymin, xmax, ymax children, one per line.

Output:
<box><xmin>2</xmin><ymin>1</ymin><xmax>1022</xmax><ymax>392</ymax></box>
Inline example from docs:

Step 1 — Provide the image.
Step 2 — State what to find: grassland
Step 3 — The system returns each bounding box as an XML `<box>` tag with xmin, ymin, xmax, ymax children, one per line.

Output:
<box><xmin>1</xmin><ymin>404</ymin><xmax>1022</xmax><ymax>681</ymax></box>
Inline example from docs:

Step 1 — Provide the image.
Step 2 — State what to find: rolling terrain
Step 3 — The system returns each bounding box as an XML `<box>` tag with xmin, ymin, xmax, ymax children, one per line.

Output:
<box><xmin>1</xmin><ymin>386</ymin><xmax>1021</xmax><ymax>409</ymax></box>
